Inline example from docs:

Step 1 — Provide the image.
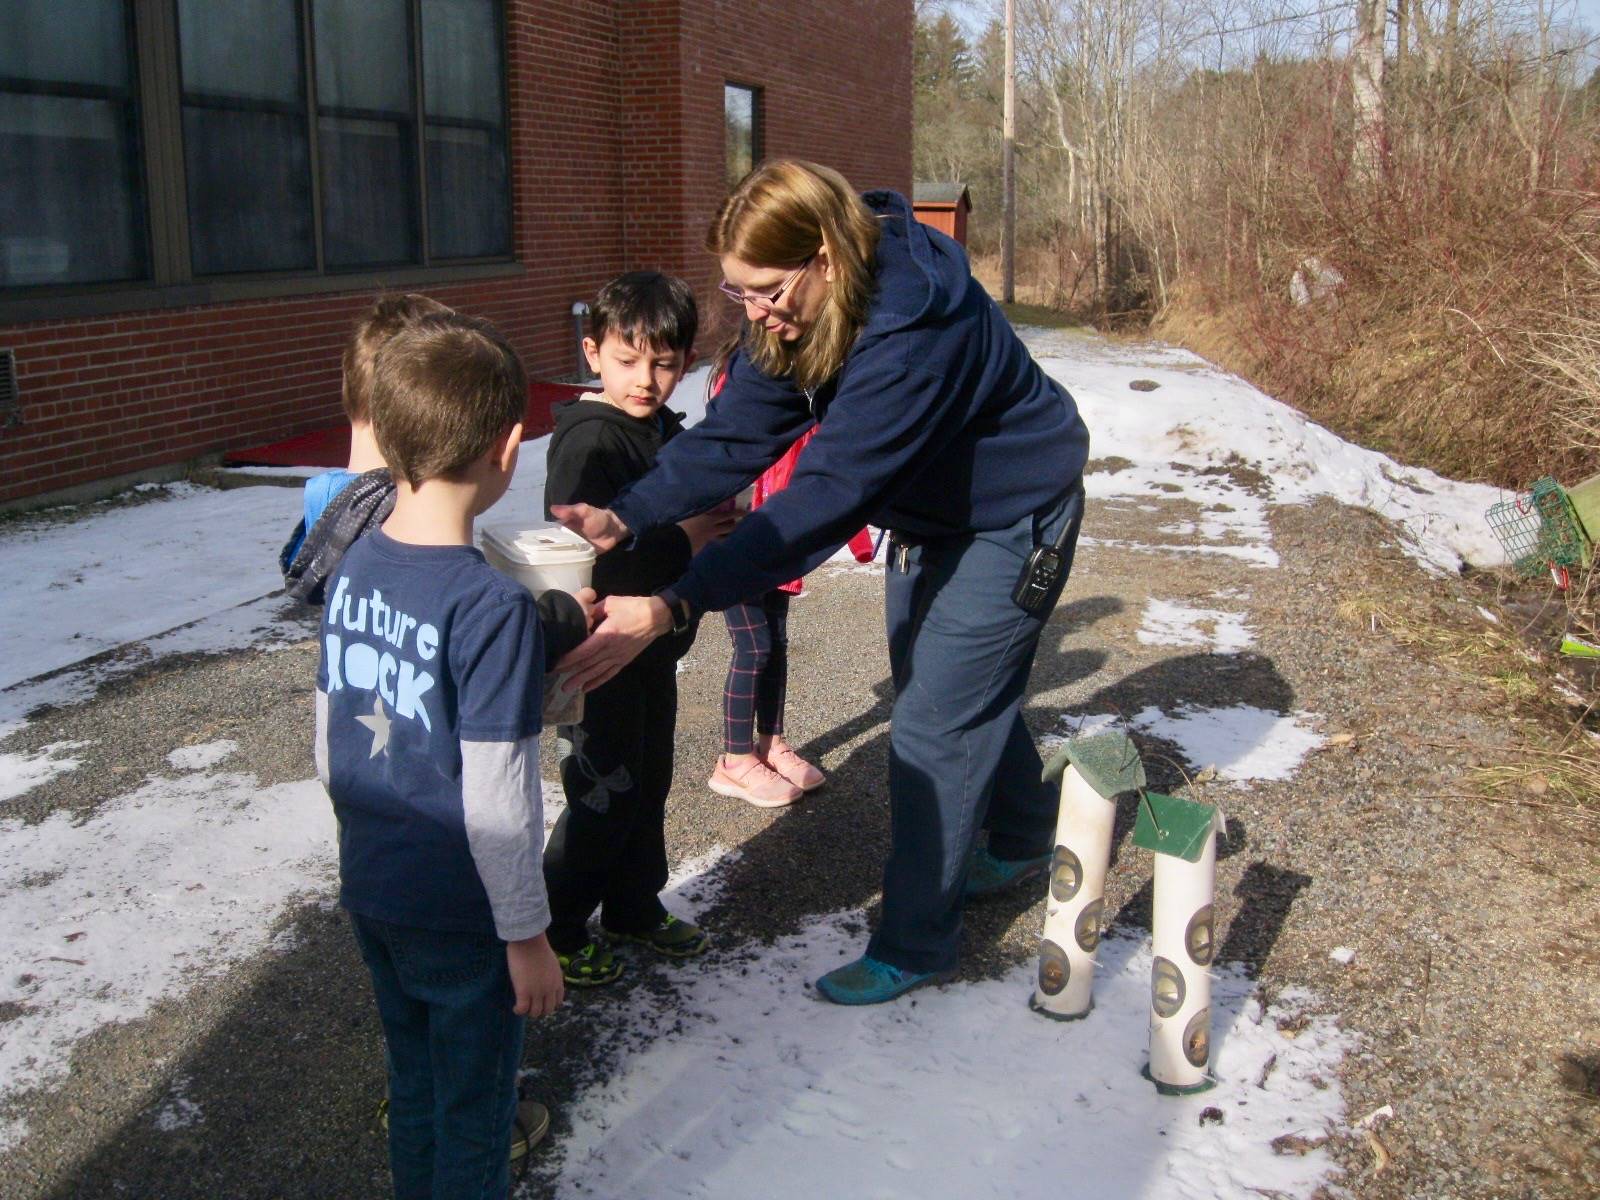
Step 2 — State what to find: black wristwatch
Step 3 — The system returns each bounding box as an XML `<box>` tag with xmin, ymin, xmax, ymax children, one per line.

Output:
<box><xmin>655</xmin><ymin>587</ymin><xmax>693</xmax><ymax>635</ymax></box>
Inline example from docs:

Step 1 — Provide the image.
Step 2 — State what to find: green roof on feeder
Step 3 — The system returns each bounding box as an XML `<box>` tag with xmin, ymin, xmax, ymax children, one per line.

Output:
<box><xmin>1041</xmin><ymin>730</ymin><xmax>1146</xmax><ymax>798</ymax></box>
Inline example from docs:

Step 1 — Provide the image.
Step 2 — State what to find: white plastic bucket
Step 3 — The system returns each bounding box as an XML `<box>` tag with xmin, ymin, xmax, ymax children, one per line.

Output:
<box><xmin>480</xmin><ymin>522</ymin><xmax>596</xmax><ymax>597</ymax></box>
<box><xmin>480</xmin><ymin>522</ymin><xmax>596</xmax><ymax>724</ymax></box>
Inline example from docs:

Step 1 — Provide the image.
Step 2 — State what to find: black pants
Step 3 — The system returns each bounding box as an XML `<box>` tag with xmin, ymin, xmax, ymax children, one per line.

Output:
<box><xmin>543</xmin><ymin>657</ymin><xmax>677</xmax><ymax>954</ymax></box>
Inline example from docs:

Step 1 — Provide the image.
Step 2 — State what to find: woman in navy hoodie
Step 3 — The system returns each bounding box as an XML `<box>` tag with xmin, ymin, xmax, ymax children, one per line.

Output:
<box><xmin>555</xmin><ymin>160</ymin><xmax>1090</xmax><ymax>1005</ymax></box>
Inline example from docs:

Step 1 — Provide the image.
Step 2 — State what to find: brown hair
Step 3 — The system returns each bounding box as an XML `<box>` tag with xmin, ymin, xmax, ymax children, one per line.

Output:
<box><xmin>706</xmin><ymin>160</ymin><xmax>880</xmax><ymax>393</ymax></box>
<box><xmin>343</xmin><ymin>293</ymin><xmax>454</xmax><ymax>423</ymax></box>
<box><xmin>369</xmin><ymin>314</ymin><xmax>527</xmax><ymax>486</ymax></box>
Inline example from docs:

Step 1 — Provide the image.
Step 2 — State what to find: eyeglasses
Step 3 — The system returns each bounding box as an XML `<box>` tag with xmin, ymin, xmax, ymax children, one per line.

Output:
<box><xmin>717</xmin><ymin>255</ymin><xmax>814</xmax><ymax>312</ymax></box>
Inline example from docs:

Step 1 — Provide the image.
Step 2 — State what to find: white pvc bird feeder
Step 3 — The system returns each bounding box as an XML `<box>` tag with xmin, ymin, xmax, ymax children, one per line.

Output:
<box><xmin>1135</xmin><ymin>789</ymin><xmax>1220</xmax><ymax>1095</ymax></box>
<box><xmin>1031</xmin><ymin>732</ymin><xmax>1220</xmax><ymax>1096</ymax></box>
<box><xmin>1031</xmin><ymin>732</ymin><xmax>1146</xmax><ymax>1021</ymax></box>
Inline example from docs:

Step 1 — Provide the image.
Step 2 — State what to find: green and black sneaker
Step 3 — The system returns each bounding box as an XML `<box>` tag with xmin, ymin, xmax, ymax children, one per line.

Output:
<box><xmin>557</xmin><ymin>939</ymin><xmax>624</xmax><ymax>987</ymax></box>
<box><xmin>604</xmin><ymin>914</ymin><xmax>710</xmax><ymax>959</ymax></box>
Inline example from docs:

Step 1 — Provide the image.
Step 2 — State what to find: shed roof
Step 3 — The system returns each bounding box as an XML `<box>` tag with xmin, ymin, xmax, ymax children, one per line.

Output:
<box><xmin>912</xmin><ymin>181</ymin><xmax>971</xmax><ymax>208</ymax></box>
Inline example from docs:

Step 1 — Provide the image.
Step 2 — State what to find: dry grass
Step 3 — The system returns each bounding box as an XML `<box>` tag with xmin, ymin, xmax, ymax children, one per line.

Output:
<box><xmin>1339</xmin><ymin>589</ymin><xmax>1600</xmax><ymax>812</ymax></box>
<box><xmin>1154</xmin><ymin>182</ymin><xmax>1600</xmax><ymax>490</ymax></box>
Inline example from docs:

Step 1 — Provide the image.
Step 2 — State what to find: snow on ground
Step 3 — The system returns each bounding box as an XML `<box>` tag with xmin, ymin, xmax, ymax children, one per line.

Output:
<box><xmin>1046</xmin><ymin>704</ymin><xmax>1326</xmax><ymax>787</ymax></box>
<box><xmin>1024</xmin><ymin>327</ymin><xmax>1507</xmax><ymax>575</ymax></box>
<box><xmin>152</xmin><ymin>1075</ymin><xmax>204</xmax><ymax>1132</ymax></box>
<box><xmin>0</xmin><ymin>741</ymin><xmax>89</xmax><ymax>805</ymax></box>
<box><xmin>1137</xmin><ymin>598</ymin><xmax>1254</xmax><ymax>653</ymax></box>
<box><xmin>1129</xmin><ymin>705</ymin><xmax>1326</xmax><ymax>783</ymax></box>
<box><xmin>0</xmin><ymin>766</ymin><xmax>337</xmax><ymax>1135</ymax></box>
<box><xmin>0</xmin><ymin>484</ymin><xmax>303</xmax><ymax>691</ymax></box>
<box><xmin>545</xmin><ymin>870</ymin><xmax>1353</xmax><ymax>1200</ymax></box>
<box><xmin>166</xmin><ymin>739</ymin><xmax>238</xmax><ymax>772</ymax></box>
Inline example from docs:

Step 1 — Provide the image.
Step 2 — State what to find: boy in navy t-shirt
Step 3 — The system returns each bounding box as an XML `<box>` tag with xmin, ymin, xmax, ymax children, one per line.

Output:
<box><xmin>316</xmin><ymin>313</ymin><xmax>589</xmax><ymax>1198</ymax></box>
<box><xmin>281</xmin><ymin>293</ymin><xmax>452</xmax><ymax>604</ymax></box>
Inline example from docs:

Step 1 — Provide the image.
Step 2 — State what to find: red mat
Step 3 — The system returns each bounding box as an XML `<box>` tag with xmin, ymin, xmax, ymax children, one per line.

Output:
<box><xmin>224</xmin><ymin>381</ymin><xmax>589</xmax><ymax>468</ymax></box>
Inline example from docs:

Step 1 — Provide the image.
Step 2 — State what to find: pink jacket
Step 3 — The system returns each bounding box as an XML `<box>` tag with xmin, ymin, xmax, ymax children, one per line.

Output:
<box><xmin>753</xmin><ymin>429</ymin><xmax>876</xmax><ymax>594</ymax></box>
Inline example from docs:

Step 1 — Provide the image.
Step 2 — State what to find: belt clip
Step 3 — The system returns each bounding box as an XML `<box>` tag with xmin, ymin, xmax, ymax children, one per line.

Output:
<box><xmin>894</xmin><ymin>539</ymin><xmax>911</xmax><ymax>574</ymax></box>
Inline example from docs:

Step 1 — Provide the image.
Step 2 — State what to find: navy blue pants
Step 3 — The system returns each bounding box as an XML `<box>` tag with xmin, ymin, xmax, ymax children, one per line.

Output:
<box><xmin>867</xmin><ymin>486</ymin><xmax>1084</xmax><ymax>974</ymax></box>
<box><xmin>349</xmin><ymin>913</ymin><xmax>522</xmax><ymax>1200</ymax></box>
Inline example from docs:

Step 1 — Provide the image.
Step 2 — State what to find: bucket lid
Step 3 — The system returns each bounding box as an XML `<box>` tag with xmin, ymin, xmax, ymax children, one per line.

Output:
<box><xmin>480</xmin><ymin>522</ymin><xmax>596</xmax><ymax>565</ymax></box>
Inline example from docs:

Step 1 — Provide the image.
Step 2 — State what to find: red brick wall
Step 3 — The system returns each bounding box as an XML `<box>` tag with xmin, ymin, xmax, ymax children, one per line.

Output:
<box><xmin>0</xmin><ymin>1</ymin><xmax>911</xmax><ymax>505</ymax></box>
<box><xmin>674</xmin><ymin>0</ymin><xmax>915</xmax><ymax>343</ymax></box>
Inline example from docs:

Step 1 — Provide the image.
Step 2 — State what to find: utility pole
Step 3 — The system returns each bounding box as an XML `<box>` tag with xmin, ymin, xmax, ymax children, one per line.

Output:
<box><xmin>1003</xmin><ymin>0</ymin><xmax>1016</xmax><ymax>303</ymax></box>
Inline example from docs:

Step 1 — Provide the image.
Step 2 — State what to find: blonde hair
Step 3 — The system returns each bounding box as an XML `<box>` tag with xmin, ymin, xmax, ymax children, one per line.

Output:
<box><xmin>707</xmin><ymin>160</ymin><xmax>879</xmax><ymax>392</ymax></box>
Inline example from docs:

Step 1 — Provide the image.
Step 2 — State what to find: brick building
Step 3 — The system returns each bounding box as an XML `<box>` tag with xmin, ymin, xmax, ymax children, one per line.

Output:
<box><xmin>0</xmin><ymin>0</ymin><xmax>913</xmax><ymax>506</ymax></box>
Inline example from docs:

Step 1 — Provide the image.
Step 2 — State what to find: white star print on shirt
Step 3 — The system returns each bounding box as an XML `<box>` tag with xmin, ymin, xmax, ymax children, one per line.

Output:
<box><xmin>355</xmin><ymin>695</ymin><xmax>392</xmax><ymax>758</ymax></box>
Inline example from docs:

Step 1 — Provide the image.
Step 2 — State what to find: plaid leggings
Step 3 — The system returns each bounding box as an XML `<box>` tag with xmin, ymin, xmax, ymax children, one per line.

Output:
<box><xmin>722</xmin><ymin>589</ymin><xmax>791</xmax><ymax>754</ymax></box>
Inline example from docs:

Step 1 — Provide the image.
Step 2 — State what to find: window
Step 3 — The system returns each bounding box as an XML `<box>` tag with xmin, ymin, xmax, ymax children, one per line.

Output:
<box><xmin>0</xmin><ymin>1</ymin><xmax>147</xmax><ymax>287</ymax></box>
<box><xmin>1</xmin><ymin>0</ymin><xmax>511</xmax><ymax>303</ymax></box>
<box><xmin>725</xmin><ymin>84</ymin><xmax>761</xmax><ymax>191</ymax></box>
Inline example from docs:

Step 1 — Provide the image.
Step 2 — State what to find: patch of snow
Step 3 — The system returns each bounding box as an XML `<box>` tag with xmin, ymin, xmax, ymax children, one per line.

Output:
<box><xmin>1476</xmin><ymin>606</ymin><xmax>1499</xmax><ymax>624</ymax></box>
<box><xmin>1128</xmin><ymin>704</ymin><xmax>1325</xmax><ymax>783</ymax></box>
<box><xmin>166</xmin><ymin>740</ymin><xmax>237</xmax><ymax>772</ymax></box>
<box><xmin>1024</xmin><ymin>328</ymin><xmax>1506</xmax><ymax>575</ymax></box>
<box><xmin>1138</xmin><ymin>599</ymin><xmax>1254</xmax><ymax>654</ymax></box>
<box><xmin>0</xmin><ymin>593</ymin><xmax>310</xmax><ymax>744</ymax></box>
<box><xmin>0</xmin><ymin>484</ymin><xmax>304</xmax><ymax>691</ymax></box>
<box><xmin>0</xmin><ymin>1115</ymin><xmax>27</xmax><ymax>1153</ymax></box>
<box><xmin>545</xmin><ymin>903</ymin><xmax>1353</xmax><ymax>1200</ymax></box>
<box><xmin>0</xmin><ymin>769</ymin><xmax>336</xmax><ymax>1105</ymax></box>
<box><xmin>0</xmin><ymin>741</ymin><xmax>90</xmax><ymax>804</ymax></box>
<box><xmin>153</xmin><ymin>1075</ymin><xmax>203</xmax><ymax>1131</ymax></box>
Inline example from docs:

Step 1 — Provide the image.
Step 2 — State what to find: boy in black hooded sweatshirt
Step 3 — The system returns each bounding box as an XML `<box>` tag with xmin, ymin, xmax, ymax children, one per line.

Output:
<box><xmin>541</xmin><ymin>272</ymin><xmax>735</xmax><ymax>985</ymax></box>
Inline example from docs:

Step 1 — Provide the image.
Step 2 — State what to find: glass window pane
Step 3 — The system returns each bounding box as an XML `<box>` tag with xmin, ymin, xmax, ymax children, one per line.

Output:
<box><xmin>314</xmin><ymin>0</ymin><xmax>413</xmax><ymax>113</ymax></box>
<box><xmin>178</xmin><ymin>0</ymin><xmax>303</xmax><ymax>103</ymax></box>
<box><xmin>0</xmin><ymin>93</ymin><xmax>144</xmax><ymax>286</ymax></box>
<box><xmin>421</xmin><ymin>0</ymin><xmax>501</xmax><ymax>123</ymax></box>
<box><xmin>178</xmin><ymin>1</ymin><xmax>312</xmax><ymax>275</ymax></box>
<box><xmin>726</xmin><ymin>85</ymin><xmax>756</xmax><ymax>190</ymax></box>
<box><xmin>183</xmin><ymin>108</ymin><xmax>315</xmax><ymax>274</ymax></box>
<box><xmin>1</xmin><ymin>0</ymin><xmax>130</xmax><ymax>87</ymax></box>
<box><xmin>320</xmin><ymin>117</ymin><xmax>419</xmax><ymax>268</ymax></box>
<box><xmin>425</xmin><ymin>124</ymin><xmax>508</xmax><ymax>259</ymax></box>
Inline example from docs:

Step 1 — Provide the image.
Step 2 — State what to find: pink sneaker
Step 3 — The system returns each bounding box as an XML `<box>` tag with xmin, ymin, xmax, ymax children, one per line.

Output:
<box><xmin>709</xmin><ymin>756</ymin><xmax>802</xmax><ymax>808</ymax></box>
<box><xmin>762</xmin><ymin>743</ymin><xmax>825</xmax><ymax>793</ymax></box>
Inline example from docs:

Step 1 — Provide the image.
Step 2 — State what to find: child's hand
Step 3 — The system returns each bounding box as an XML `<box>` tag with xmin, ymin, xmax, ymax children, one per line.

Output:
<box><xmin>678</xmin><ymin>509</ymin><xmax>738</xmax><ymax>553</ymax></box>
<box><xmin>506</xmin><ymin>933</ymin><xmax>564</xmax><ymax>1017</ymax></box>
<box><xmin>551</xmin><ymin>504</ymin><xmax>629</xmax><ymax>552</ymax></box>
<box><xmin>575</xmin><ymin>586</ymin><xmax>600</xmax><ymax>631</ymax></box>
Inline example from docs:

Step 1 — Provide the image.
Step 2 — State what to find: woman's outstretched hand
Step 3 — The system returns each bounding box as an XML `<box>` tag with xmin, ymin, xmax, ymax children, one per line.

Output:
<box><xmin>550</xmin><ymin>503</ymin><xmax>630</xmax><ymax>553</ymax></box>
<box><xmin>555</xmin><ymin>594</ymin><xmax>671</xmax><ymax>691</ymax></box>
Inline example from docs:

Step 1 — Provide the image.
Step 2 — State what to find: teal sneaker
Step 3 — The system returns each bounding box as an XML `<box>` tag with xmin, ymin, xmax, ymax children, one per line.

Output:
<box><xmin>815</xmin><ymin>955</ymin><xmax>954</xmax><ymax>1005</ymax></box>
<box><xmin>964</xmin><ymin>846</ymin><xmax>1052</xmax><ymax>897</ymax></box>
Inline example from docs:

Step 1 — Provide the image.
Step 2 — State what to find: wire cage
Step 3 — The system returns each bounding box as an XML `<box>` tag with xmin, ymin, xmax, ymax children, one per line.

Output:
<box><xmin>1485</xmin><ymin>477</ymin><xmax>1589</xmax><ymax>579</ymax></box>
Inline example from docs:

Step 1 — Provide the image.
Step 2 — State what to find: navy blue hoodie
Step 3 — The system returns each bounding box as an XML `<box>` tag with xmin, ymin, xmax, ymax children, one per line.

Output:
<box><xmin>609</xmin><ymin>190</ymin><xmax>1090</xmax><ymax>614</ymax></box>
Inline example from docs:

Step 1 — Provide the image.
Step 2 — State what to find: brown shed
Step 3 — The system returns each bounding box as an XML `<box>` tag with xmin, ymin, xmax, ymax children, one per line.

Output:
<box><xmin>912</xmin><ymin>182</ymin><xmax>972</xmax><ymax>245</ymax></box>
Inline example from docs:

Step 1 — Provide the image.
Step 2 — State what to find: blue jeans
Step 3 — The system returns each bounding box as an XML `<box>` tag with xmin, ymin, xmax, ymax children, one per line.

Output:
<box><xmin>868</xmin><ymin>486</ymin><xmax>1084</xmax><ymax>974</ymax></box>
<box><xmin>348</xmin><ymin>913</ymin><xmax>523</xmax><ymax>1200</ymax></box>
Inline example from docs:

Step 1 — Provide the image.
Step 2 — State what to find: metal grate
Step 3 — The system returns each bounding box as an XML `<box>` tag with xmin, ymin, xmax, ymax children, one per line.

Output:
<box><xmin>1485</xmin><ymin>477</ymin><xmax>1587</xmax><ymax>578</ymax></box>
<box><xmin>0</xmin><ymin>349</ymin><xmax>17</xmax><ymax>429</ymax></box>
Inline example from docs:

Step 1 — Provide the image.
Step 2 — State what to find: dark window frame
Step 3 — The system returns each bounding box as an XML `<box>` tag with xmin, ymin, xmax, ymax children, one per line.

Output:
<box><xmin>724</xmin><ymin>81</ymin><xmax>763</xmax><ymax>191</ymax></box>
<box><xmin>0</xmin><ymin>0</ymin><xmax>519</xmax><ymax>325</ymax></box>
